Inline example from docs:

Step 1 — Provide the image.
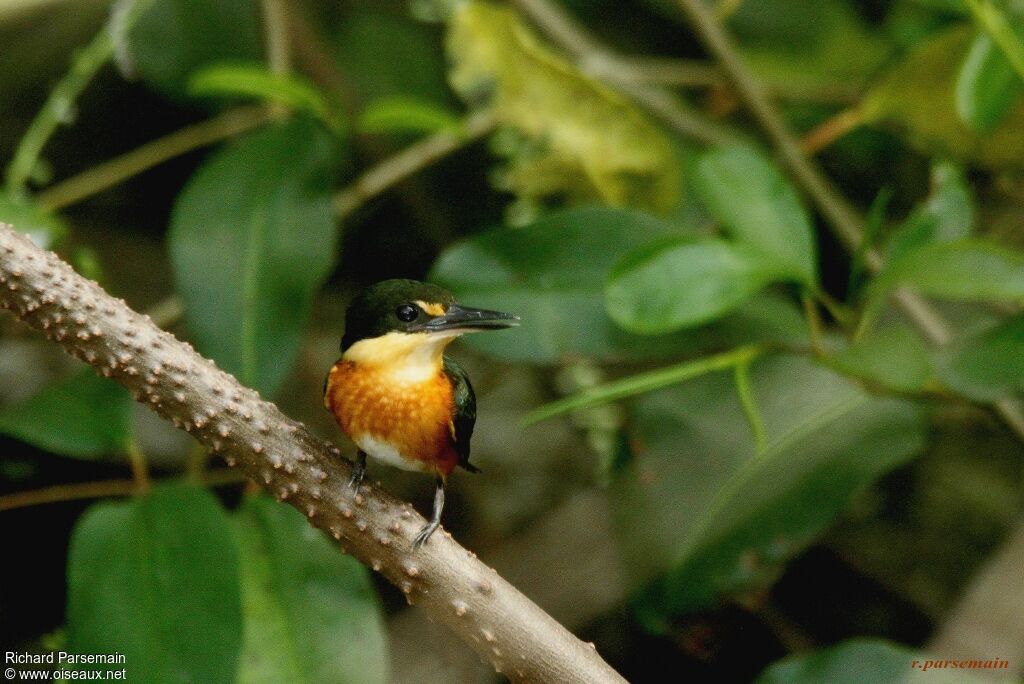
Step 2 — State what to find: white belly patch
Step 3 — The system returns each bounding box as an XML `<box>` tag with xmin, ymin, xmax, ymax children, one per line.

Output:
<box><xmin>355</xmin><ymin>434</ymin><xmax>431</xmax><ymax>473</ymax></box>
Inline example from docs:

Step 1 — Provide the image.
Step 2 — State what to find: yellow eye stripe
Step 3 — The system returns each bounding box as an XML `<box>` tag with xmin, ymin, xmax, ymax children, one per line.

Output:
<box><xmin>414</xmin><ymin>300</ymin><xmax>447</xmax><ymax>316</ymax></box>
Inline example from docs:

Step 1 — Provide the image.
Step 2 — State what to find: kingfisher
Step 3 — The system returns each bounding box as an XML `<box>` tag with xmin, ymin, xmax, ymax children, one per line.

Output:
<box><xmin>324</xmin><ymin>279</ymin><xmax>519</xmax><ymax>549</ymax></box>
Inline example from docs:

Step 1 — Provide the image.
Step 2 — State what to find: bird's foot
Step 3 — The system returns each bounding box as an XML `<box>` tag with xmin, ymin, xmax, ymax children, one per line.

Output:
<box><xmin>412</xmin><ymin>520</ymin><xmax>440</xmax><ymax>551</ymax></box>
<box><xmin>349</xmin><ymin>451</ymin><xmax>366</xmax><ymax>492</ymax></box>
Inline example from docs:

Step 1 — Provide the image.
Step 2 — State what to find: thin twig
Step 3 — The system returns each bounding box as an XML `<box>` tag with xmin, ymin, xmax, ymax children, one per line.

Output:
<box><xmin>0</xmin><ymin>223</ymin><xmax>626</xmax><ymax>684</ymax></box>
<box><xmin>5</xmin><ymin>20</ymin><xmax>114</xmax><ymax>194</ymax></box>
<box><xmin>674</xmin><ymin>0</ymin><xmax>865</xmax><ymax>251</ymax></box>
<box><xmin>35</xmin><ymin>106</ymin><xmax>272</xmax><ymax>211</ymax></box>
<box><xmin>592</xmin><ymin>56</ymin><xmax>861</xmax><ymax>104</ymax></box>
<box><xmin>0</xmin><ymin>468</ymin><xmax>243</xmax><ymax>513</ymax></box>
<box><xmin>4</xmin><ymin>0</ymin><xmax>152</xmax><ymax>195</ymax></box>
<box><xmin>332</xmin><ymin>110</ymin><xmax>497</xmax><ymax>219</ymax></box>
<box><xmin>261</xmin><ymin>0</ymin><xmax>292</xmax><ymax>76</ymax></box>
<box><xmin>672</xmin><ymin>0</ymin><xmax>1024</xmax><ymax>444</ymax></box>
<box><xmin>125</xmin><ymin>440</ymin><xmax>151</xmax><ymax>491</ymax></box>
<box><xmin>260</xmin><ymin>0</ymin><xmax>292</xmax><ymax>121</ymax></box>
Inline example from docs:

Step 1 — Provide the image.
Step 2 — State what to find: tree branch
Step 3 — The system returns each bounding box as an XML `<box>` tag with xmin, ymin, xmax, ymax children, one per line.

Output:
<box><xmin>0</xmin><ymin>468</ymin><xmax>243</xmax><ymax>512</ymax></box>
<box><xmin>0</xmin><ymin>222</ymin><xmax>626</xmax><ymax>684</ymax></box>
<box><xmin>35</xmin><ymin>105</ymin><xmax>273</xmax><ymax>212</ymax></box>
<box><xmin>332</xmin><ymin>110</ymin><xmax>497</xmax><ymax>219</ymax></box>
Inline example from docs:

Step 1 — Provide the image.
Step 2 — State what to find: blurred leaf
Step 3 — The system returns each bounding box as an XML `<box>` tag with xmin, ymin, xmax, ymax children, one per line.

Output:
<box><xmin>938</xmin><ymin>314</ymin><xmax>1024</xmax><ymax>401</ymax></box>
<box><xmin>235</xmin><ymin>497</ymin><xmax>388</xmax><ymax>684</ymax></box>
<box><xmin>735</xmin><ymin>0</ymin><xmax>892</xmax><ymax>95</ymax></box>
<box><xmin>0</xmin><ymin>369</ymin><xmax>131</xmax><ymax>458</ymax></box>
<box><xmin>0</xmin><ymin>190</ymin><xmax>67</xmax><ymax>249</ymax></box>
<box><xmin>862</xmin><ymin>26</ymin><xmax>1024</xmax><ymax>169</ymax></box>
<box><xmin>169</xmin><ymin>117</ymin><xmax>338</xmax><ymax>398</ymax></box>
<box><xmin>613</xmin><ymin>356</ymin><xmax>925</xmax><ymax>621</ymax></box>
<box><xmin>72</xmin><ymin>246</ymin><xmax>105</xmax><ymax>283</ymax></box>
<box><xmin>189</xmin><ymin>62</ymin><xmax>343</xmax><ymax>133</ymax></box>
<box><xmin>956</xmin><ymin>33</ymin><xmax>1023</xmax><ymax>132</ymax></box>
<box><xmin>330</xmin><ymin>7</ymin><xmax>451</xmax><ymax>107</ymax></box>
<box><xmin>67</xmin><ymin>483</ymin><xmax>242</xmax><ymax>680</ymax></box>
<box><xmin>756</xmin><ymin>638</ymin><xmax>990</xmax><ymax>684</ymax></box>
<box><xmin>446</xmin><ymin>1</ymin><xmax>679</xmax><ymax>213</ymax></box>
<box><xmin>606</xmin><ymin>238</ymin><xmax>778</xmax><ymax>334</ymax></box>
<box><xmin>694</xmin><ymin>145</ymin><xmax>817</xmax><ymax>285</ymax></box>
<box><xmin>358</xmin><ymin>96</ymin><xmax>460</xmax><ymax>136</ymax></box>
<box><xmin>128</xmin><ymin>0</ymin><xmax>262</xmax><ymax>100</ymax></box>
<box><xmin>849</xmin><ymin>187</ymin><xmax>892</xmax><ymax>296</ymax></box>
<box><xmin>430</xmin><ymin>207</ymin><xmax>806</xmax><ymax>363</ymax></box>
<box><xmin>831</xmin><ymin>324</ymin><xmax>933</xmax><ymax>392</ymax></box>
<box><xmin>867</xmin><ymin>241</ymin><xmax>1024</xmax><ymax>328</ymax></box>
<box><xmin>887</xmin><ymin>162</ymin><xmax>974</xmax><ymax>263</ymax></box>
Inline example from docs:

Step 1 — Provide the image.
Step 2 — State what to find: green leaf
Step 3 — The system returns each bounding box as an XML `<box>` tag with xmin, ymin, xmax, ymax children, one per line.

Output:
<box><xmin>887</xmin><ymin>162</ymin><xmax>974</xmax><ymax>263</ymax></box>
<box><xmin>430</xmin><ymin>207</ymin><xmax>806</xmax><ymax>363</ymax></box>
<box><xmin>848</xmin><ymin>187</ymin><xmax>892</xmax><ymax>296</ymax></box>
<box><xmin>862</xmin><ymin>26</ymin><xmax>1024</xmax><ymax>170</ymax></box>
<box><xmin>169</xmin><ymin>117</ymin><xmax>338</xmax><ymax>398</ymax></box>
<box><xmin>733</xmin><ymin>0</ymin><xmax>893</xmax><ymax>94</ymax></box>
<box><xmin>606</xmin><ymin>237</ymin><xmax>777</xmax><ymax>334</ymax></box>
<box><xmin>938</xmin><ymin>314</ymin><xmax>1024</xmax><ymax>401</ymax></box>
<box><xmin>613</xmin><ymin>355</ymin><xmax>925</xmax><ymax>621</ymax></box>
<box><xmin>873</xmin><ymin>239</ymin><xmax>1024</xmax><ymax>304</ymax></box>
<box><xmin>446</xmin><ymin>1</ymin><xmax>680</xmax><ymax>214</ymax></box>
<box><xmin>0</xmin><ymin>190</ymin><xmax>67</xmax><ymax>249</ymax></box>
<box><xmin>831</xmin><ymin>324</ymin><xmax>933</xmax><ymax>392</ymax></box>
<box><xmin>756</xmin><ymin>638</ymin><xmax>992</xmax><ymax>684</ymax></box>
<box><xmin>0</xmin><ymin>369</ymin><xmax>131</xmax><ymax>458</ymax></box>
<box><xmin>189</xmin><ymin>62</ymin><xmax>342</xmax><ymax>133</ymax></box>
<box><xmin>358</xmin><ymin>96</ymin><xmax>460</xmax><ymax>136</ymax></box>
<box><xmin>128</xmin><ymin>0</ymin><xmax>262</xmax><ymax>100</ymax></box>
<box><xmin>864</xmin><ymin>240</ymin><xmax>1024</xmax><ymax>333</ymax></box>
<box><xmin>956</xmin><ymin>33</ymin><xmax>1023</xmax><ymax>133</ymax></box>
<box><xmin>67</xmin><ymin>483</ymin><xmax>242</xmax><ymax>681</ymax></box>
<box><xmin>330</xmin><ymin>7</ymin><xmax>452</xmax><ymax>107</ymax></box>
<box><xmin>234</xmin><ymin>497</ymin><xmax>388</xmax><ymax>684</ymax></box>
<box><xmin>694</xmin><ymin>145</ymin><xmax>817</xmax><ymax>285</ymax></box>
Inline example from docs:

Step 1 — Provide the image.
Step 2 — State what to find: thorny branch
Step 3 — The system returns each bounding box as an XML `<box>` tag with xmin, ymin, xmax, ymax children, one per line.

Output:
<box><xmin>0</xmin><ymin>223</ymin><xmax>626</xmax><ymax>684</ymax></box>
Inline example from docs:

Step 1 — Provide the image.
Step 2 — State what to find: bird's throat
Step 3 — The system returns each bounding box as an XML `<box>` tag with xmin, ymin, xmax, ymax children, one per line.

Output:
<box><xmin>341</xmin><ymin>331</ymin><xmax>459</xmax><ymax>384</ymax></box>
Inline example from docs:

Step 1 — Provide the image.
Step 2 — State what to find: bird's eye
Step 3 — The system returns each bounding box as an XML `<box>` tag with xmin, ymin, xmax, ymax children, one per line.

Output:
<box><xmin>395</xmin><ymin>304</ymin><xmax>418</xmax><ymax>322</ymax></box>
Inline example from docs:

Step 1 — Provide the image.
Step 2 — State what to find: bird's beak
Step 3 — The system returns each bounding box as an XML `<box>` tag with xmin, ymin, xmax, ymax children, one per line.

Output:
<box><xmin>421</xmin><ymin>304</ymin><xmax>520</xmax><ymax>333</ymax></box>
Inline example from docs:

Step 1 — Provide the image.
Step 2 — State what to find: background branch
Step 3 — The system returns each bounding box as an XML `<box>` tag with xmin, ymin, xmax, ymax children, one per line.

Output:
<box><xmin>35</xmin><ymin>105</ymin><xmax>272</xmax><ymax>211</ymax></box>
<box><xmin>0</xmin><ymin>222</ymin><xmax>626</xmax><ymax>684</ymax></box>
<box><xmin>332</xmin><ymin>109</ymin><xmax>497</xmax><ymax>219</ymax></box>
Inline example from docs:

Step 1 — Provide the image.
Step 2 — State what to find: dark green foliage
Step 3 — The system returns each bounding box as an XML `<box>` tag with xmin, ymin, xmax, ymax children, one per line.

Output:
<box><xmin>0</xmin><ymin>369</ymin><xmax>131</xmax><ymax>458</ymax></box>
<box><xmin>128</xmin><ymin>0</ymin><xmax>263</xmax><ymax>100</ymax></box>
<box><xmin>613</xmin><ymin>356</ymin><xmax>926</xmax><ymax>624</ymax></box>
<box><xmin>67</xmin><ymin>484</ymin><xmax>243</xmax><ymax>681</ymax></box>
<box><xmin>169</xmin><ymin>117</ymin><xmax>339</xmax><ymax>398</ymax></box>
<box><xmin>234</xmin><ymin>497</ymin><xmax>389</xmax><ymax>684</ymax></box>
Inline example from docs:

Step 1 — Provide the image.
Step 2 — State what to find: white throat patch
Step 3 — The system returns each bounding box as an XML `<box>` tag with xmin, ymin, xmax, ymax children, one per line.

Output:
<box><xmin>342</xmin><ymin>330</ymin><xmax>461</xmax><ymax>383</ymax></box>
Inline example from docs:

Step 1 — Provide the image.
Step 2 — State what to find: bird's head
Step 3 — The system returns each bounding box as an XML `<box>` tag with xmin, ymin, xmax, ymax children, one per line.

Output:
<box><xmin>340</xmin><ymin>279</ymin><xmax>519</xmax><ymax>373</ymax></box>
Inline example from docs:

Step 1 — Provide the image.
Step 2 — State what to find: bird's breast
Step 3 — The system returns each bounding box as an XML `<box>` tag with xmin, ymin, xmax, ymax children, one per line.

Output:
<box><xmin>325</xmin><ymin>361</ymin><xmax>458</xmax><ymax>475</ymax></box>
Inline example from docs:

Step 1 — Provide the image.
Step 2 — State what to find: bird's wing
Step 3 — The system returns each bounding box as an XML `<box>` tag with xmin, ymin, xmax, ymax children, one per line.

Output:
<box><xmin>443</xmin><ymin>355</ymin><xmax>479</xmax><ymax>473</ymax></box>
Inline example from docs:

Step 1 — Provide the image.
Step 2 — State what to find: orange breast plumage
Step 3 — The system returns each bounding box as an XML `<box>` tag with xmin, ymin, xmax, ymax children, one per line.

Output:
<box><xmin>325</xmin><ymin>360</ymin><xmax>458</xmax><ymax>475</ymax></box>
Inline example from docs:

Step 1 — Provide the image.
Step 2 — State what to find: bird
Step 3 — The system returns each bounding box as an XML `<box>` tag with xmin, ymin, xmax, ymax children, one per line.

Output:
<box><xmin>323</xmin><ymin>279</ymin><xmax>519</xmax><ymax>549</ymax></box>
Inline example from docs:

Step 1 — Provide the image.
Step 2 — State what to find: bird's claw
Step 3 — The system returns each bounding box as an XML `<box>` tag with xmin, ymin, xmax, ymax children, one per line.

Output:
<box><xmin>349</xmin><ymin>451</ymin><xmax>366</xmax><ymax>492</ymax></box>
<box><xmin>412</xmin><ymin>521</ymin><xmax>439</xmax><ymax>551</ymax></box>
